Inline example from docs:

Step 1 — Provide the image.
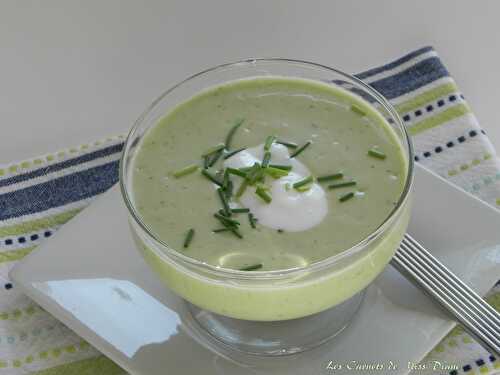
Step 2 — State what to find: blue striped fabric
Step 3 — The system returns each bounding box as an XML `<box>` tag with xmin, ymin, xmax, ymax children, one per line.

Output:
<box><xmin>0</xmin><ymin>162</ymin><xmax>119</xmax><ymax>220</ymax></box>
<box><xmin>0</xmin><ymin>143</ymin><xmax>123</xmax><ymax>189</ymax></box>
<box><xmin>355</xmin><ymin>46</ymin><xmax>434</xmax><ymax>80</ymax></box>
<box><xmin>367</xmin><ymin>57</ymin><xmax>449</xmax><ymax>99</ymax></box>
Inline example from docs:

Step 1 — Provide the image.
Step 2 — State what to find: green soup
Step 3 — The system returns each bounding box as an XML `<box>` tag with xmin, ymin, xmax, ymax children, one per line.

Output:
<box><xmin>132</xmin><ymin>77</ymin><xmax>407</xmax><ymax>272</ymax></box>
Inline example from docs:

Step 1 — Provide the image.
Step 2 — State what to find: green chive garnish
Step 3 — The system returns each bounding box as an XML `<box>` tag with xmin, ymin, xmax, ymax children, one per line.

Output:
<box><xmin>246</xmin><ymin>163</ymin><xmax>264</xmax><ymax>185</ymax></box>
<box><xmin>264</xmin><ymin>135</ymin><xmax>276</xmax><ymax>151</ymax></box>
<box><xmin>202</xmin><ymin>143</ymin><xmax>225</xmax><ymax>157</ymax></box>
<box><xmin>239</xmin><ymin>166</ymin><xmax>254</xmax><ymax>172</ymax></box>
<box><xmin>207</xmin><ymin>149</ymin><xmax>224</xmax><ymax>167</ymax></box>
<box><xmin>183</xmin><ymin>228</ymin><xmax>195</xmax><ymax>248</ymax></box>
<box><xmin>213</xmin><ymin>228</ymin><xmax>231</xmax><ymax>233</ymax></box>
<box><xmin>248</xmin><ymin>213</ymin><xmax>257</xmax><ymax>228</ymax></box>
<box><xmin>240</xmin><ymin>264</ymin><xmax>262</xmax><ymax>271</ymax></box>
<box><xmin>201</xmin><ymin>169</ymin><xmax>223</xmax><ymax>186</ymax></box>
<box><xmin>317</xmin><ymin>173</ymin><xmax>343</xmax><ymax>182</ymax></box>
<box><xmin>216</xmin><ymin>221</ymin><xmax>243</xmax><ymax>239</ymax></box>
<box><xmin>226</xmin><ymin>167</ymin><xmax>247</xmax><ymax>178</ymax></box>
<box><xmin>368</xmin><ymin>148</ymin><xmax>386</xmax><ymax>160</ymax></box>
<box><xmin>225</xmin><ymin>118</ymin><xmax>244</xmax><ymax>150</ymax></box>
<box><xmin>296</xmin><ymin>185</ymin><xmax>312</xmax><ymax>192</ymax></box>
<box><xmin>214</xmin><ymin>213</ymin><xmax>240</xmax><ymax>226</ymax></box>
<box><xmin>217</xmin><ymin>188</ymin><xmax>231</xmax><ymax>216</ymax></box>
<box><xmin>230</xmin><ymin>228</ymin><xmax>243</xmax><ymax>239</ymax></box>
<box><xmin>350</xmin><ymin>104</ymin><xmax>366</xmax><ymax>116</ymax></box>
<box><xmin>223</xmin><ymin>169</ymin><xmax>230</xmax><ymax>189</ymax></box>
<box><xmin>236</xmin><ymin>180</ymin><xmax>249</xmax><ymax>197</ymax></box>
<box><xmin>203</xmin><ymin>156</ymin><xmax>209</xmax><ymax>169</ymax></box>
<box><xmin>262</xmin><ymin>151</ymin><xmax>271</xmax><ymax>168</ymax></box>
<box><xmin>232</xmin><ymin>208</ymin><xmax>250</xmax><ymax>213</ymax></box>
<box><xmin>277</xmin><ymin>140</ymin><xmax>298</xmax><ymax>149</ymax></box>
<box><xmin>255</xmin><ymin>186</ymin><xmax>272</xmax><ymax>203</ymax></box>
<box><xmin>225</xmin><ymin>180</ymin><xmax>233</xmax><ymax>199</ymax></box>
<box><xmin>268</xmin><ymin>164</ymin><xmax>292</xmax><ymax>171</ymax></box>
<box><xmin>290</xmin><ymin>141</ymin><xmax>311</xmax><ymax>158</ymax></box>
<box><xmin>264</xmin><ymin>167</ymin><xmax>289</xmax><ymax>179</ymax></box>
<box><xmin>223</xmin><ymin>147</ymin><xmax>246</xmax><ymax>160</ymax></box>
<box><xmin>328</xmin><ymin>181</ymin><xmax>357</xmax><ymax>189</ymax></box>
<box><xmin>293</xmin><ymin>176</ymin><xmax>314</xmax><ymax>189</ymax></box>
<box><xmin>339</xmin><ymin>192</ymin><xmax>355</xmax><ymax>202</ymax></box>
<box><xmin>173</xmin><ymin>164</ymin><xmax>198</xmax><ymax>178</ymax></box>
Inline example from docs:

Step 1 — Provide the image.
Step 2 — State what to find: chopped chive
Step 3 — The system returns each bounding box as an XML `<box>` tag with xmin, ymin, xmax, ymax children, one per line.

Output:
<box><xmin>214</xmin><ymin>213</ymin><xmax>240</xmax><ymax>226</ymax></box>
<box><xmin>217</xmin><ymin>188</ymin><xmax>231</xmax><ymax>216</ymax></box>
<box><xmin>203</xmin><ymin>155</ymin><xmax>209</xmax><ymax>169</ymax></box>
<box><xmin>183</xmin><ymin>228</ymin><xmax>195</xmax><ymax>248</ymax></box>
<box><xmin>236</xmin><ymin>179</ymin><xmax>249</xmax><ymax>197</ymax></box>
<box><xmin>277</xmin><ymin>140</ymin><xmax>298</xmax><ymax>149</ymax></box>
<box><xmin>328</xmin><ymin>181</ymin><xmax>357</xmax><ymax>189</ymax></box>
<box><xmin>255</xmin><ymin>186</ymin><xmax>272</xmax><ymax>203</ymax></box>
<box><xmin>264</xmin><ymin>135</ymin><xmax>276</xmax><ymax>151</ymax></box>
<box><xmin>317</xmin><ymin>172</ymin><xmax>343</xmax><ymax>182</ymax></box>
<box><xmin>208</xmin><ymin>149</ymin><xmax>224</xmax><ymax>167</ymax></box>
<box><xmin>226</xmin><ymin>167</ymin><xmax>247</xmax><ymax>178</ymax></box>
<box><xmin>225</xmin><ymin>180</ymin><xmax>233</xmax><ymax>199</ymax></box>
<box><xmin>223</xmin><ymin>147</ymin><xmax>246</xmax><ymax>160</ymax></box>
<box><xmin>290</xmin><ymin>141</ymin><xmax>311</xmax><ymax>158</ymax></box>
<box><xmin>240</xmin><ymin>264</ymin><xmax>262</xmax><ymax>271</ymax></box>
<box><xmin>296</xmin><ymin>185</ymin><xmax>312</xmax><ymax>192</ymax></box>
<box><xmin>246</xmin><ymin>162</ymin><xmax>263</xmax><ymax>185</ymax></box>
<box><xmin>232</xmin><ymin>208</ymin><xmax>250</xmax><ymax>213</ymax></box>
<box><xmin>173</xmin><ymin>164</ymin><xmax>198</xmax><ymax>178</ymax></box>
<box><xmin>213</xmin><ymin>226</ymin><xmax>242</xmax><ymax>238</ymax></box>
<box><xmin>350</xmin><ymin>104</ymin><xmax>366</xmax><ymax>116</ymax></box>
<box><xmin>262</xmin><ymin>151</ymin><xmax>271</xmax><ymax>168</ymax></box>
<box><xmin>285</xmin><ymin>182</ymin><xmax>291</xmax><ymax>191</ymax></box>
<box><xmin>293</xmin><ymin>175</ymin><xmax>314</xmax><ymax>189</ymax></box>
<box><xmin>202</xmin><ymin>143</ymin><xmax>225</xmax><ymax>157</ymax></box>
<box><xmin>223</xmin><ymin>169</ymin><xmax>230</xmax><ymax>190</ymax></box>
<box><xmin>225</xmin><ymin>118</ymin><xmax>244</xmax><ymax>150</ymax></box>
<box><xmin>239</xmin><ymin>166</ymin><xmax>253</xmax><ymax>173</ymax></box>
<box><xmin>230</xmin><ymin>227</ymin><xmax>243</xmax><ymax>239</ymax></box>
<box><xmin>213</xmin><ymin>228</ymin><xmax>231</xmax><ymax>233</ymax></box>
<box><xmin>248</xmin><ymin>213</ymin><xmax>257</xmax><ymax>228</ymax></box>
<box><xmin>268</xmin><ymin>164</ymin><xmax>292</xmax><ymax>171</ymax></box>
<box><xmin>256</xmin><ymin>182</ymin><xmax>269</xmax><ymax>191</ymax></box>
<box><xmin>277</xmin><ymin>229</ymin><xmax>284</xmax><ymax>233</ymax></box>
<box><xmin>264</xmin><ymin>166</ymin><xmax>289</xmax><ymax>179</ymax></box>
<box><xmin>368</xmin><ymin>148</ymin><xmax>386</xmax><ymax>160</ymax></box>
<box><xmin>339</xmin><ymin>191</ymin><xmax>355</xmax><ymax>202</ymax></box>
<box><xmin>201</xmin><ymin>169</ymin><xmax>223</xmax><ymax>186</ymax></box>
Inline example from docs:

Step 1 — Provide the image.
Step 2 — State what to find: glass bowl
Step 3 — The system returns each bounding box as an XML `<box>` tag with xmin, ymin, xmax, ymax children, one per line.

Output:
<box><xmin>120</xmin><ymin>59</ymin><xmax>414</xmax><ymax>356</ymax></box>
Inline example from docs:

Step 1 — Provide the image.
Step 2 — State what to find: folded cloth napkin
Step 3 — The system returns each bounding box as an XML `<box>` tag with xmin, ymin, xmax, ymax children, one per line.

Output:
<box><xmin>0</xmin><ymin>46</ymin><xmax>498</xmax><ymax>375</ymax></box>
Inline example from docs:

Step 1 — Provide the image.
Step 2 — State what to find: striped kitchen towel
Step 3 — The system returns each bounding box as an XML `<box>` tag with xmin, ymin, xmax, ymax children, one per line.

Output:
<box><xmin>0</xmin><ymin>46</ymin><xmax>498</xmax><ymax>375</ymax></box>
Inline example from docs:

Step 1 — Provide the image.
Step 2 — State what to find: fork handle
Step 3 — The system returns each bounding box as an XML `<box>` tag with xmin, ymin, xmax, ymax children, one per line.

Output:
<box><xmin>390</xmin><ymin>234</ymin><xmax>500</xmax><ymax>356</ymax></box>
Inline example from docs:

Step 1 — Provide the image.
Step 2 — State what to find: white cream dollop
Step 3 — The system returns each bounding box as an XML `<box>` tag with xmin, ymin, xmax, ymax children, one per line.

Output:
<box><xmin>224</xmin><ymin>143</ymin><xmax>328</xmax><ymax>232</ymax></box>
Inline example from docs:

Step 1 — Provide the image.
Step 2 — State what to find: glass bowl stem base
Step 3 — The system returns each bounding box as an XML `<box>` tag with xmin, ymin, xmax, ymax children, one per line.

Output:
<box><xmin>185</xmin><ymin>289</ymin><xmax>365</xmax><ymax>357</ymax></box>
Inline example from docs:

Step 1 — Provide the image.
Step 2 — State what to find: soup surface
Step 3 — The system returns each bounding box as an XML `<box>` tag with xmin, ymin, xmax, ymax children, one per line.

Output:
<box><xmin>132</xmin><ymin>77</ymin><xmax>407</xmax><ymax>271</ymax></box>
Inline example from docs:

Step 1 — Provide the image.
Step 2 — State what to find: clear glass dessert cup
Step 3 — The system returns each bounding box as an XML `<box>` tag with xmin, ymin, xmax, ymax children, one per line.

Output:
<box><xmin>120</xmin><ymin>59</ymin><xmax>414</xmax><ymax>356</ymax></box>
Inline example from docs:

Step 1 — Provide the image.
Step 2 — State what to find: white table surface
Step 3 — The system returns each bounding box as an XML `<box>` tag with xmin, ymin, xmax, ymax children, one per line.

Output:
<box><xmin>1</xmin><ymin>1</ymin><xmax>499</xmax><ymax>162</ymax></box>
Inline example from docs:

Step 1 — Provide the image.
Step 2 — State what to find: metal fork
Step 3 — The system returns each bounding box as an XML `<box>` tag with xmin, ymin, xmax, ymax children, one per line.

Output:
<box><xmin>390</xmin><ymin>233</ymin><xmax>500</xmax><ymax>356</ymax></box>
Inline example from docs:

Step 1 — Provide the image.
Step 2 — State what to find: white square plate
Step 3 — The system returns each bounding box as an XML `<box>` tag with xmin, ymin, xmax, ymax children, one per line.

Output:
<box><xmin>10</xmin><ymin>165</ymin><xmax>500</xmax><ymax>375</ymax></box>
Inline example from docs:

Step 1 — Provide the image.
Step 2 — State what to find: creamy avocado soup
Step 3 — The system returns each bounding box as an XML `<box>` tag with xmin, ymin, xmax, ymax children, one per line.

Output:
<box><xmin>132</xmin><ymin>77</ymin><xmax>407</xmax><ymax>273</ymax></box>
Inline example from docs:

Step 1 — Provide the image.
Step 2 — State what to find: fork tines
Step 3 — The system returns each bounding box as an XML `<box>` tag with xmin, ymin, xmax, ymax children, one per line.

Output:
<box><xmin>391</xmin><ymin>233</ymin><xmax>500</xmax><ymax>356</ymax></box>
